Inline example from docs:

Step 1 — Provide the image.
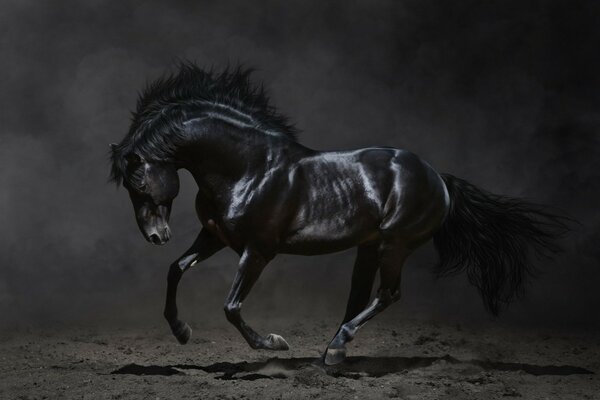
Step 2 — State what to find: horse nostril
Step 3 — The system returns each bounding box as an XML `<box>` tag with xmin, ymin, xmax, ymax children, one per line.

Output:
<box><xmin>149</xmin><ymin>233</ymin><xmax>161</xmax><ymax>244</ymax></box>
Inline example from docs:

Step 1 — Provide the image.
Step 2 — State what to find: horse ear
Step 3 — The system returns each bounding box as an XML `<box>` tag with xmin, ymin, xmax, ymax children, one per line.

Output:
<box><xmin>109</xmin><ymin>143</ymin><xmax>118</xmax><ymax>151</ymax></box>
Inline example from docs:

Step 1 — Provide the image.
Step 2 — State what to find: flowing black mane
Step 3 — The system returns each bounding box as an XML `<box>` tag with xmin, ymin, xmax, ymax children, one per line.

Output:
<box><xmin>110</xmin><ymin>62</ymin><xmax>298</xmax><ymax>185</ymax></box>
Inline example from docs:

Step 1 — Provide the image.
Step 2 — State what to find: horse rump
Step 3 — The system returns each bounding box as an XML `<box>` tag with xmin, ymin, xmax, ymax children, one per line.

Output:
<box><xmin>433</xmin><ymin>173</ymin><xmax>571</xmax><ymax>315</ymax></box>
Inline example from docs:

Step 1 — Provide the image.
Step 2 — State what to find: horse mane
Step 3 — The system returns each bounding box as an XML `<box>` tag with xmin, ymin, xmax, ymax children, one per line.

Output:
<box><xmin>110</xmin><ymin>61</ymin><xmax>298</xmax><ymax>185</ymax></box>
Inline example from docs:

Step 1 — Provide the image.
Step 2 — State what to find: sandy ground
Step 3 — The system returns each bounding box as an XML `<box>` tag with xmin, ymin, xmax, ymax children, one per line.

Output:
<box><xmin>1</xmin><ymin>317</ymin><xmax>598</xmax><ymax>399</ymax></box>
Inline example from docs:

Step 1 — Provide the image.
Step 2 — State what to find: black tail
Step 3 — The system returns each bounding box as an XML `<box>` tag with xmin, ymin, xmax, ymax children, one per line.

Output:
<box><xmin>433</xmin><ymin>173</ymin><xmax>570</xmax><ymax>315</ymax></box>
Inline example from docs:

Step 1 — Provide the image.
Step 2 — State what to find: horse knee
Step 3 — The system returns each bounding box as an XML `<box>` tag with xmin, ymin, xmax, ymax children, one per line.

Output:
<box><xmin>224</xmin><ymin>303</ymin><xmax>241</xmax><ymax>323</ymax></box>
<box><xmin>168</xmin><ymin>255</ymin><xmax>198</xmax><ymax>283</ymax></box>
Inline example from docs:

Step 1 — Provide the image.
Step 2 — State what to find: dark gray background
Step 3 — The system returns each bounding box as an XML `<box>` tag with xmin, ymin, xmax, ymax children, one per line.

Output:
<box><xmin>1</xmin><ymin>0</ymin><xmax>598</xmax><ymax>331</ymax></box>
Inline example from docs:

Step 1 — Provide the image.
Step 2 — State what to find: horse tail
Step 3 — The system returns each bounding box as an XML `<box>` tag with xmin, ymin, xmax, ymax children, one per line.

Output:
<box><xmin>433</xmin><ymin>173</ymin><xmax>570</xmax><ymax>316</ymax></box>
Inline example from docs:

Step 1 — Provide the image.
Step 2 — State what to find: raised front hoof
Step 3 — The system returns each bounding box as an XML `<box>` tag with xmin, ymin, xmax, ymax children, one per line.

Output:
<box><xmin>324</xmin><ymin>346</ymin><xmax>347</xmax><ymax>365</ymax></box>
<box><xmin>172</xmin><ymin>322</ymin><xmax>192</xmax><ymax>345</ymax></box>
<box><xmin>263</xmin><ymin>333</ymin><xmax>289</xmax><ymax>351</ymax></box>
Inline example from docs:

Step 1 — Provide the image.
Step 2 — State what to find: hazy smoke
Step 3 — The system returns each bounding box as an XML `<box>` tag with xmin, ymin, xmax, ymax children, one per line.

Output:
<box><xmin>1</xmin><ymin>0</ymin><xmax>599</xmax><ymax>329</ymax></box>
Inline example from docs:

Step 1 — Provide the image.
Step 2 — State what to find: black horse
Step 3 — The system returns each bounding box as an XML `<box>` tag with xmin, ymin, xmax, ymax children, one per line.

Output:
<box><xmin>110</xmin><ymin>63</ymin><xmax>567</xmax><ymax>365</ymax></box>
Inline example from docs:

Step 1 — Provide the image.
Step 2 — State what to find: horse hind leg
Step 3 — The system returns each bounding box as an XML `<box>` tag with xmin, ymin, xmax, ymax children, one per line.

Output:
<box><xmin>342</xmin><ymin>242</ymin><xmax>379</xmax><ymax>323</ymax></box>
<box><xmin>324</xmin><ymin>239</ymin><xmax>409</xmax><ymax>365</ymax></box>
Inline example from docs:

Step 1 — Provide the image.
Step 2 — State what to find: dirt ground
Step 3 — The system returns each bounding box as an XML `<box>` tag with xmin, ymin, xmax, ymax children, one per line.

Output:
<box><xmin>1</xmin><ymin>317</ymin><xmax>598</xmax><ymax>400</ymax></box>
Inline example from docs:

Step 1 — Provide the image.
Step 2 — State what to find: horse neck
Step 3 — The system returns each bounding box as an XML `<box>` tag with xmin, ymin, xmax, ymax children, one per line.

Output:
<box><xmin>174</xmin><ymin>118</ymin><xmax>308</xmax><ymax>189</ymax></box>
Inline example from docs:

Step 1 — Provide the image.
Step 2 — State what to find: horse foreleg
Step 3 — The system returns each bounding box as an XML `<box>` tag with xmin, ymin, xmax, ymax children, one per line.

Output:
<box><xmin>164</xmin><ymin>228</ymin><xmax>224</xmax><ymax>344</ymax></box>
<box><xmin>224</xmin><ymin>247</ymin><xmax>289</xmax><ymax>351</ymax></box>
<box><xmin>325</xmin><ymin>241</ymin><xmax>409</xmax><ymax>365</ymax></box>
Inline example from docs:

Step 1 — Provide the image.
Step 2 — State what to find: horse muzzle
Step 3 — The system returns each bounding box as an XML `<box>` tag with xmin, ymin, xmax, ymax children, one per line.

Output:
<box><xmin>135</xmin><ymin>203</ymin><xmax>172</xmax><ymax>245</ymax></box>
<box><xmin>144</xmin><ymin>224</ymin><xmax>171</xmax><ymax>245</ymax></box>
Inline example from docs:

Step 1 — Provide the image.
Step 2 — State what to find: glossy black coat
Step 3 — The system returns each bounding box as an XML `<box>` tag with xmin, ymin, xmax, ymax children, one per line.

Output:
<box><xmin>113</xmin><ymin>65</ymin><xmax>568</xmax><ymax>365</ymax></box>
<box><xmin>180</xmin><ymin>118</ymin><xmax>449</xmax><ymax>257</ymax></box>
<box><xmin>117</xmin><ymin>115</ymin><xmax>448</xmax><ymax>365</ymax></box>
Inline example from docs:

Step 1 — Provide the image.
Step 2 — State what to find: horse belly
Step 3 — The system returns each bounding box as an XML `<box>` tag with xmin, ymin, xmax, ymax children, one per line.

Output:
<box><xmin>280</xmin><ymin>214</ymin><xmax>380</xmax><ymax>255</ymax></box>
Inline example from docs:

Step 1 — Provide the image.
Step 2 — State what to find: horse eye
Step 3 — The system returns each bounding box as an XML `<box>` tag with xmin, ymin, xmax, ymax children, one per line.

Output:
<box><xmin>139</xmin><ymin>184</ymin><xmax>148</xmax><ymax>192</ymax></box>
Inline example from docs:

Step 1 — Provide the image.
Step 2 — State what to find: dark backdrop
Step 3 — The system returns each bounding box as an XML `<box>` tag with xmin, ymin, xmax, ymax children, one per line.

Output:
<box><xmin>1</xmin><ymin>0</ymin><xmax>599</xmax><ymax>330</ymax></box>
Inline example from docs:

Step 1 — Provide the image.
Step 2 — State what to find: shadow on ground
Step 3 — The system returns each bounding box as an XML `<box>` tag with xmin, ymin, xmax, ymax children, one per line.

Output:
<box><xmin>111</xmin><ymin>355</ymin><xmax>594</xmax><ymax>381</ymax></box>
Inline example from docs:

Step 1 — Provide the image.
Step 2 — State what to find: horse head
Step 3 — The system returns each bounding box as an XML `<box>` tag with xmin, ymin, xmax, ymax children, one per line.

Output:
<box><xmin>112</xmin><ymin>145</ymin><xmax>179</xmax><ymax>245</ymax></box>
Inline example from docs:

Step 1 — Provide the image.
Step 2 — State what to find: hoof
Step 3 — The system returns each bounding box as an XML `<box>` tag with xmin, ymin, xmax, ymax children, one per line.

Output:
<box><xmin>173</xmin><ymin>322</ymin><xmax>192</xmax><ymax>345</ymax></box>
<box><xmin>324</xmin><ymin>346</ymin><xmax>346</xmax><ymax>365</ymax></box>
<box><xmin>264</xmin><ymin>333</ymin><xmax>289</xmax><ymax>350</ymax></box>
